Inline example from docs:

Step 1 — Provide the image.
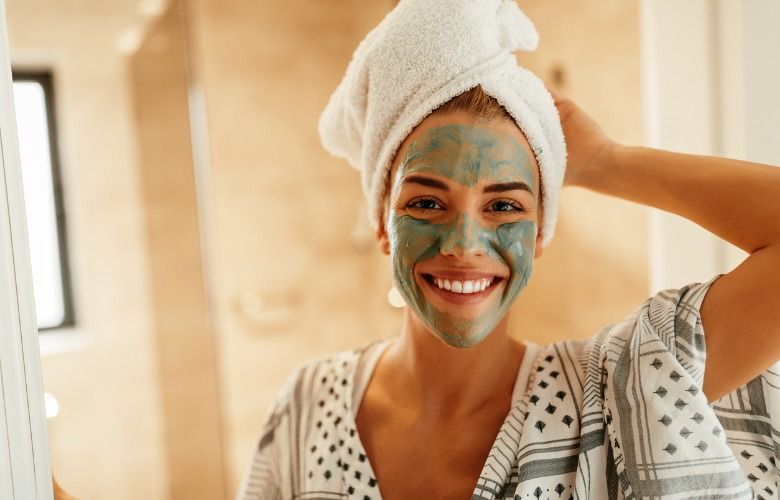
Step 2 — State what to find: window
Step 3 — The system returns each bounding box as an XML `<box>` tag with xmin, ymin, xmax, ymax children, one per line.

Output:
<box><xmin>12</xmin><ymin>71</ymin><xmax>74</xmax><ymax>330</ymax></box>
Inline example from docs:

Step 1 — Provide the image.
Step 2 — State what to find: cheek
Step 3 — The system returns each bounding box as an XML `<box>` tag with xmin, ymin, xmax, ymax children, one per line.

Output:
<box><xmin>496</xmin><ymin>221</ymin><xmax>537</xmax><ymax>273</ymax></box>
<box><xmin>388</xmin><ymin>215</ymin><xmax>440</xmax><ymax>276</ymax></box>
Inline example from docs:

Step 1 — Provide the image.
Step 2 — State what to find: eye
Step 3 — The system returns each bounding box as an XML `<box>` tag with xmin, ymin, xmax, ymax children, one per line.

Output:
<box><xmin>406</xmin><ymin>196</ymin><xmax>445</xmax><ymax>213</ymax></box>
<box><xmin>486</xmin><ymin>199</ymin><xmax>525</xmax><ymax>215</ymax></box>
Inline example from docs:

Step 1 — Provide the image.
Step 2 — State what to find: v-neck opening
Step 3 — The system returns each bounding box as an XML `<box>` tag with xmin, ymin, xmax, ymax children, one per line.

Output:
<box><xmin>347</xmin><ymin>338</ymin><xmax>542</xmax><ymax>498</ymax></box>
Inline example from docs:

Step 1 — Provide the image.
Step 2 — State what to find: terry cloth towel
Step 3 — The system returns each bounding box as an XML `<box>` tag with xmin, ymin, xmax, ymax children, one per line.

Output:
<box><xmin>318</xmin><ymin>0</ymin><xmax>566</xmax><ymax>246</ymax></box>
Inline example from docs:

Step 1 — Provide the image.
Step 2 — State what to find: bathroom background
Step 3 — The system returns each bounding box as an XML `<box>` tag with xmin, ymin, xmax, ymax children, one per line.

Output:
<box><xmin>6</xmin><ymin>0</ymin><xmax>778</xmax><ymax>498</ymax></box>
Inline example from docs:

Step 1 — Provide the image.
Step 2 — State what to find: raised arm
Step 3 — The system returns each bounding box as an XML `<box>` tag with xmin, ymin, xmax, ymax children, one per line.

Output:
<box><xmin>554</xmin><ymin>92</ymin><xmax>780</xmax><ymax>401</ymax></box>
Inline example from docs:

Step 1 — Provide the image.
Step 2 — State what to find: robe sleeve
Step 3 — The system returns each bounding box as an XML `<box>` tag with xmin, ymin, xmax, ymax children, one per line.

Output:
<box><xmin>234</xmin><ymin>397</ymin><xmax>285</xmax><ymax>500</ymax></box>
<box><xmin>600</xmin><ymin>276</ymin><xmax>778</xmax><ymax>499</ymax></box>
<box><xmin>235</xmin><ymin>365</ymin><xmax>307</xmax><ymax>500</ymax></box>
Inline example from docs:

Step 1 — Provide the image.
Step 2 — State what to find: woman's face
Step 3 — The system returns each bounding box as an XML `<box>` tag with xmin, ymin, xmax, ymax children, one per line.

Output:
<box><xmin>379</xmin><ymin>111</ymin><xmax>543</xmax><ymax>347</ymax></box>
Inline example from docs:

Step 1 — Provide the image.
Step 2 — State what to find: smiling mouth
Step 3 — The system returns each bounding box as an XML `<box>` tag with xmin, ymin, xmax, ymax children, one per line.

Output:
<box><xmin>421</xmin><ymin>274</ymin><xmax>504</xmax><ymax>296</ymax></box>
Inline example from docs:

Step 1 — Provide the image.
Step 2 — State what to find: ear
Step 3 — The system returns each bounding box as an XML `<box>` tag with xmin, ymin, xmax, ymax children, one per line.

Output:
<box><xmin>534</xmin><ymin>226</ymin><xmax>544</xmax><ymax>259</ymax></box>
<box><xmin>376</xmin><ymin>208</ymin><xmax>391</xmax><ymax>256</ymax></box>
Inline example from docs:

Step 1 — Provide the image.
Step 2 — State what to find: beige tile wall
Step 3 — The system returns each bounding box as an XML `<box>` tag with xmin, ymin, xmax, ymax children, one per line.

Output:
<box><xmin>187</xmin><ymin>0</ymin><xmax>401</xmax><ymax>490</ymax></box>
<box><xmin>129</xmin><ymin>1</ymin><xmax>225</xmax><ymax>498</ymax></box>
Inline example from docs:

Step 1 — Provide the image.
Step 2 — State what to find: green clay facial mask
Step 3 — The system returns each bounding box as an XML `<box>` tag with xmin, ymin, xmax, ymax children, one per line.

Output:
<box><xmin>387</xmin><ymin>123</ymin><xmax>539</xmax><ymax>347</ymax></box>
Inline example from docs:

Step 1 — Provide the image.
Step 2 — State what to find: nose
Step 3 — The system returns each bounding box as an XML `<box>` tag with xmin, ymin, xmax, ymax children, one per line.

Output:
<box><xmin>439</xmin><ymin>213</ymin><xmax>488</xmax><ymax>258</ymax></box>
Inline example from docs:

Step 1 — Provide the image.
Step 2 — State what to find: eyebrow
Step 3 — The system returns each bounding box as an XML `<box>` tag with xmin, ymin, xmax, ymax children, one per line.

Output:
<box><xmin>401</xmin><ymin>176</ymin><xmax>534</xmax><ymax>195</ymax></box>
<box><xmin>483</xmin><ymin>181</ymin><xmax>534</xmax><ymax>195</ymax></box>
<box><xmin>402</xmin><ymin>175</ymin><xmax>449</xmax><ymax>191</ymax></box>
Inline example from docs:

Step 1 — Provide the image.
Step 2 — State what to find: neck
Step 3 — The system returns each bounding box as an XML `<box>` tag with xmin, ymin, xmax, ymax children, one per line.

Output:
<box><xmin>383</xmin><ymin>308</ymin><xmax>525</xmax><ymax>417</ymax></box>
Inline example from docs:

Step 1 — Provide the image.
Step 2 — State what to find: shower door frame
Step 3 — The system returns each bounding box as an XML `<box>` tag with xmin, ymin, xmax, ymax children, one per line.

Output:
<box><xmin>0</xmin><ymin>0</ymin><xmax>54</xmax><ymax>497</ymax></box>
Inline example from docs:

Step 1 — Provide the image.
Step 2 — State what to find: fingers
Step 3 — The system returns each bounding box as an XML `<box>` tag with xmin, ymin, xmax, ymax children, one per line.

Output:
<box><xmin>546</xmin><ymin>86</ymin><xmax>566</xmax><ymax>105</ymax></box>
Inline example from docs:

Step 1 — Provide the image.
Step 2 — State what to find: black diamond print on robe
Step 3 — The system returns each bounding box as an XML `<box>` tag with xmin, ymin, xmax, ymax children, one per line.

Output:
<box><xmin>546</xmin><ymin>403</ymin><xmax>557</xmax><ymax>414</ymax></box>
<box><xmin>555</xmin><ymin>483</ymin><xmax>565</xmax><ymax>495</ymax></box>
<box><xmin>757</xmin><ymin>462</ymin><xmax>768</xmax><ymax>473</ymax></box>
<box><xmin>669</xmin><ymin>370</ymin><xmax>682</xmax><ymax>382</ymax></box>
<box><xmin>659</xmin><ymin>414</ymin><xmax>672</xmax><ymax>426</ymax></box>
<box><xmin>535</xmin><ymin>420</ymin><xmax>546</xmax><ymax>432</ymax></box>
<box><xmin>534</xmin><ymin>486</ymin><xmax>543</xmax><ymax>498</ymax></box>
<box><xmin>674</xmin><ymin>398</ymin><xmax>687</xmax><ymax>410</ymax></box>
<box><xmin>696</xmin><ymin>441</ymin><xmax>708</xmax><ymax>452</ymax></box>
<box><xmin>545</xmin><ymin>355</ymin><xmax>554</xmax><ymax>362</ymax></box>
<box><xmin>686</xmin><ymin>385</ymin><xmax>699</xmax><ymax>396</ymax></box>
<box><xmin>555</xmin><ymin>390</ymin><xmax>567</xmax><ymax>400</ymax></box>
<box><xmin>538</xmin><ymin>380</ymin><xmax>549</xmax><ymax>389</ymax></box>
<box><xmin>530</xmin><ymin>394</ymin><xmax>540</xmax><ymax>405</ymax></box>
<box><xmin>651</xmin><ymin>358</ymin><xmax>663</xmax><ymax>369</ymax></box>
<box><xmin>562</xmin><ymin>415</ymin><xmax>574</xmax><ymax>427</ymax></box>
<box><xmin>691</xmin><ymin>412</ymin><xmax>704</xmax><ymax>424</ymax></box>
<box><xmin>549</xmin><ymin>370</ymin><xmax>560</xmax><ymax>378</ymax></box>
<box><xmin>679</xmin><ymin>427</ymin><xmax>692</xmax><ymax>438</ymax></box>
<box><xmin>663</xmin><ymin>443</ymin><xmax>677</xmax><ymax>455</ymax></box>
<box><xmin>741</xmin><ymin>450</ymin><xmax>753</xmax><ymax>460</ymax></box>
<box><xmin>654</xmin><ymin>386</ymin><xmax>668</xmax><ymax>398</ymax></box>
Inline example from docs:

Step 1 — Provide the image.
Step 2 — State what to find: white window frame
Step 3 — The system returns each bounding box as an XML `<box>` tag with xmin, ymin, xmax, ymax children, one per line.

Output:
<box><xmin>0</xmin><ymin>0</ymin><xmax>53</xmax><ymax>496</ymax></box>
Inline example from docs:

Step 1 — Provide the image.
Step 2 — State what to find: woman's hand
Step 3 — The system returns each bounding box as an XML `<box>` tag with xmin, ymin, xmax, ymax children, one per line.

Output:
<box><xmin>53</xmin><ymin>476</ymin><xmax>77</xmax><ymax>500</ymax></box>
<box><xmin>548</xmin><ymin>89</ymin><xmax>780</xmax><ymax>402</ymax></box>
<box><xmin>549</xmin><ymin>89</ymin><xmax>615</xmax><ymax>187</ymax></box>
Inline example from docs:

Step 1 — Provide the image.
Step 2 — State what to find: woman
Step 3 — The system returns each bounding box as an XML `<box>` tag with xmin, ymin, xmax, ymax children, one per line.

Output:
<box><xmin>237</xmin><ymin>1</ymin><xmax>780</xmax><ymax>498</ymax></box>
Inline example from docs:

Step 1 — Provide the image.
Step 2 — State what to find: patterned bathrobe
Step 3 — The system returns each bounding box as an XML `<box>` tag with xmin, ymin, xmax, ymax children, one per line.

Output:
<box><xmin>237</xmin><ymin>280</ymin><xmax>780</xmax><ymax>499</ymax></box>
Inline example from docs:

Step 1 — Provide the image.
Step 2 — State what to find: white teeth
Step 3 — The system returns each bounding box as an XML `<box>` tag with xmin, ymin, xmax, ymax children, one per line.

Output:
<box><xmin>432</xmin><ymin>277</ymin><xmax>495</xmax><ymax>294</ymax></box>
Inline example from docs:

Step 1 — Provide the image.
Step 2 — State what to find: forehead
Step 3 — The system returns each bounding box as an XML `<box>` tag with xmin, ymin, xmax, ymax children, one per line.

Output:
<box><xmin>389</xmin><ymin>111</ymin><xmax>539</xmax><ymax>190</ymax></box>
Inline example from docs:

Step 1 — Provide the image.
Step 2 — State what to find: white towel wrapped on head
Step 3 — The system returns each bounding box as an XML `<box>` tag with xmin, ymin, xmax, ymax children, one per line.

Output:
<box><xmin>318</xmin><ymin>0</ymin><xmax>566</xmax><ymax>246</ymax></box>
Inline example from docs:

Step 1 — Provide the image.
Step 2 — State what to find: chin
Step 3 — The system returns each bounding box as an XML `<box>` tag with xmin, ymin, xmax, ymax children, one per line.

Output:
<box><xmin>428</xmin><ymin>321</ymin><xmax>494</xmax><ymax>349</ymax></box>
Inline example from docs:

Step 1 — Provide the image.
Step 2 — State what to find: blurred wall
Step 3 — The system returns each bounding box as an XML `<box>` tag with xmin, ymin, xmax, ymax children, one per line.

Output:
<box><xmin>187</xmin><ymin>0</ymin><xmax>647</xmax><ymax>494</ymax></box>
<box><xmin>7</xmin><ymin>3</ymin><xmax>169</xmax><ymax>500</ymax></box>
<box><xmin>129</xmin><ymin>1</ymin><xmax>225</xmax><ymax>498</ymax></box>
<box><xmin>187</xmin><ymin>0</ymin><xmax>401</xmax><ymax>490</ymax></box>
